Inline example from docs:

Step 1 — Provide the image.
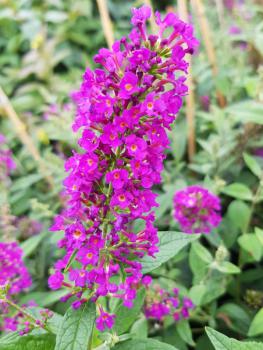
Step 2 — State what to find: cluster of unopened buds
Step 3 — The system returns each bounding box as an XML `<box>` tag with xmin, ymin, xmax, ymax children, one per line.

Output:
<box><xmin>143</xmin><ymin>276</ymin><xmax>194</xmax><ymax>322</ymax></box>
<box><xmin>173</xmin><ymin>185</ymin><xmax>221</xmax><ymax>234</ymax></box>
<box><xmin>48</xmin><ymin>5</ymin><xmax>198</xmax><ymax>330</ymax></box>
<box><xmin>1</xmin><ymin>299</ymin><xmax>53</xmax><ymax>335</ymax></box>
<box><xmin>18</xmin><ymin>308</ymin><xmax>54</xmax><ymax>335</ymax></box>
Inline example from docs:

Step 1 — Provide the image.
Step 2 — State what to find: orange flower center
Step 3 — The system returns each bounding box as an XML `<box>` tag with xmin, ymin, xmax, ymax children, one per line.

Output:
<box><xmin>125</xmin><ymin>83</ymin><xmax>133</xmax><ymax>91</ymax></box>
<box><xmin>114</xmin><ymin>172</ymin><xmax>120</xmax><ymax>179</ymax></box>
<box><xmin>131</xmin><ymin>144</ymin><xmax>137</xmax><ymax>152</ymax></box>
<box><xmin>73</xmin><ymin>230</ymin><xmax>82</xmax><ymax>238</ymax></box>
<box><xmin>118</xmin><ymin>194</ymin><xmax>126</xmax><ymax>202</ymax></box>
<box><xmin>87</xmin><ymin>159</ymin><xmax>93</xmax><ymax>166</ymax></box>
<box><xmin>86</xmin><ymin>252</ymin><xmax>93</xmax><ymax>259</ymax></box>
<box><xmin>147</xmin><ymin>102</ymin><xmax>153</xmax><ymax>109</ymax></box>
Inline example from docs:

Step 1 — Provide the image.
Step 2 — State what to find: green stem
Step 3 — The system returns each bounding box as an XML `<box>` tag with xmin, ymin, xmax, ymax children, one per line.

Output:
<box><xmin>4</xmin><ymin>298</ymin><xmax>52</xmax><ymax>333</ymax></box>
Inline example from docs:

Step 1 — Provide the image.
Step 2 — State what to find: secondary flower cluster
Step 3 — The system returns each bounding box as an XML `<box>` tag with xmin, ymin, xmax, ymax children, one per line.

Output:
<box><xmin>0</xmin><ymin>134</ymin><xmax>16</xmax><ymax>181</ymax></box>
<box><xmin>0</xmin><ymin>242</ymin><xmax>32</xmax><ymax>332</ymax></box>
<box><xmin>0</xmin><ymin>138</ymin><xmax>33</xmax><ymax>333</ymax></box>
<box><xmin>173</xmin><ymin>185</ymin><xmax>221</xmax><ymax>234</ymax></box>
<box><xmin>0</xmin><ymin>242</ymin><xmax>32</xmax><ymax>297</ymax></box>
<box><xmin>143</xmin><ymin>277</ymin><xmax>194</xmax><ymax>322</ymax></box>
<box><xmin>49</xmin><ymin>5</ymin><xmax>198</xmax><ymax>330</ymax></box>
<box><xmin>2</xmin><ymin>301</ymin><xmax>53</xmax><ymax>334</ymax></box>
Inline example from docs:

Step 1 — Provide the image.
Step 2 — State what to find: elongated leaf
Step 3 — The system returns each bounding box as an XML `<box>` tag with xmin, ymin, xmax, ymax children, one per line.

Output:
<box><xmin>141</xmin><ymin>231</ymin><xmax>199</xmax><ymax>273</ymax></box>
<box><xmin>217</xmin><ymin>303</ymin><xmax>251</xmax><ymax>335</ymax></box>
<box><xmin>55</xmin><ymin>302</ymin><xmax>96</xmax><ymax>350</ymax></box>
<box><xmin>206</xmin><ymin>327</ymin><xmax>263</xmax><ymax>350</ymax></box>
<box><xmin>113</xmin><ymin>288</ymin><xmax>145</xmax><ymax>335</ymax></box>
<box><xmin>112</xmin><ymin>338</ymin><xmax>179</xmax><ymax>350</ymax></box>
<box><xmin>248</xmin><ymin>308</ymin><xmax>263</xmax><ymax>337</ymax></box>
<box><xmin>20</xmin><ymin>290</ymin><xmax>69</xmax><ymax>307</ymax></box>
<box><xmin>227</xmin><ymin>200</ymin><xmax>250</xmax><ymax>232</ymax></box>
<box><xmin>243</xmin><ymin>153</ymin><xmax>262</xmax><ymax>178</ymax></box>
<box><xmin>214</xmin><ymin>261</ymin><xmax>241</xmax><ymax>274</ymax></box>
<box><xmin>221</xmin><ymin>184</ymin><xmax>253</xmax><ymax>201</ymax></box>
<box><xmin>227</xmin><ymin>101</ymin><xmax>263</xmax><ymax>125</ymax></box>
<box><xmin>177</xmin><ymin>319</ymin><xmax>195</xmax><ymax>346</ymax></box>
<box><xmin>0</xmin><ymin>333</ymin><xmax>55</xmax><ymax>350</ymax></box>
<box><xmin>238</xmin><ymin>234</ymin><xmax>262</xmax><ymax>261</ymax></box>
<box><xmin>191</xmin><ymin>241</ymin><xmax>213</xmax><ymax>264</ymax></box>
<box><xmin>21</xmin><ymin>232</ymin><xmax>47</xmax><ymax>257</ymax></box>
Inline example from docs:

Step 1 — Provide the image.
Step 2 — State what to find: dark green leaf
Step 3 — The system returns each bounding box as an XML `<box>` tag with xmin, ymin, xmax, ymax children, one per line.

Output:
<box><xmin>0</xmin><ymin>333</ymin><xmax>55</xmax><ymax>350</ymax></box>
<box><xmin>113</xmin><ymin>288</ymin><xmax>145</xmax><ymax>335</ymax></box>
<box><xmin>112</xmin><ymin>338</ymin><xmax>179</xmax><ymax>350</ymax></box>
<box><xmin>55</xmin><ymin>302</ymin><xmax>96</xmax><ymax>350</ymax></box>
<box><xmin>248</xmin><ymin>308</ymin><xmax>263</xmax><ymax>337</ymax></box>
<box><xmin>177</xmin><ymin>319</ymin><xmax>195</xmax><ymax>346</ymax></box>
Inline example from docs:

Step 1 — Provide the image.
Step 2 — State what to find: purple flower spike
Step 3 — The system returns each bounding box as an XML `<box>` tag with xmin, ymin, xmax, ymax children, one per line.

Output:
<box><xmin>49</xmin><ymin>5</ymin><xmax>197</xmax><ymax>331</ymax></box>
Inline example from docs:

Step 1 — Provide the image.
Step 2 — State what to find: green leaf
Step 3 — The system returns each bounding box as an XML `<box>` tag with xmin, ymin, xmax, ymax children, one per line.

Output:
<box><xmin>113</xmin><ymin>288</ymin><xmax>145</xmax><ymax>335</ymax></box>
<box><xmin>130</xmin><ymin>317</ymin><xmax>148</xmax><ymax>339</ymax></box>
<box><xmin>221</xmin><ymin>183</ymin><xmax>253</xmax><ymax>201</ymax></box>
<box><xmin>11</xmin><ymin>174</ymin><xmax>44</xmax><ymax>192</ymax></box>
<box><xmin>26</xmin><ymin>307</ymin><xmax>63</xmax><ymax>334</ymax></box>
<box><xmin>177</xmin><ymin>319</ymin><xmax>195</xmax><ymax>346</ymax></box>
<box><xmin>191</xmin><ymin>241</ymin><xmax>213</xmax><ymax>264</ymax></box>
<box><xmin>55</xmin><ymin>302</ymin><xmax>96</xmax><ymax>350</ymax></box>
<box><xmin>248</xmin><ymin>308</ymin><xmax>263</xmax><ymax>337</ymax></box>
<box><xmin>21</xmin><ymin>232</ymin><xmax>47</xmax><ymax>257</ymax></box>
<box><xmin>201</xmin><ymin>278</ymin><xmax>226</xmax><ymax>305</ymax></box>
<box><xmin>227</xmin><ymin>200</ymin><xmax>250</xmax><ymax>232</ymax></box>
<box><xmin>255</xmin><ymin>228</ymin><xmax>263</xmax><ymax>246</ymax></box>
<box><xmin>189</xmin><ymin>284</ymin><xmax>206</xmax><ymax>306</ymax></box>
<box><xmin>206</xmin><ymin>327</ymin><xmax>263</xmax><ymax>350</ymax></box>
<box><xmin>141</xmin><ymin>231</ymin><xmax>199</xmax><ymax>273</ymax></box>
<box><xmin>243</xmin><ymin>153</ymin><xmax>262</xmax><ymax>178</ymax></box>
<box><xmin>213</xmin><ymin>261</ymin><xmax>241</xmax><ymax>274</ymax></box>
<box><xmin>112</xmin><ymin>339</ymin><xmax>179</xmax><ymax>350</ymax></box>
<box><xmin>227</xmin><ymin>101</ymin><xmax>263</xmax><ymax>125</ymax></box>
<box><xmin>217</xmin><ymin>303</ymin><xmax>251</xmax><ymax>335</ymax></box>
<box><xmin>20</xmin><ymin>290</ymin><xmax>69</xmax><ymax>307</ymax></box>
<box><xmin>0</xmin><ymin>333</ymin><xmax>55</xmax><ymax>350</ymax></box>
<box><xmin>238</xmin><ymin>234</ymin><xmax>262</xmax><ymax>262</ymax></box>
<box><xmin>189</xmin><ymin>243</ymin><xmax>208</xmax><ymax>283</ymax></box>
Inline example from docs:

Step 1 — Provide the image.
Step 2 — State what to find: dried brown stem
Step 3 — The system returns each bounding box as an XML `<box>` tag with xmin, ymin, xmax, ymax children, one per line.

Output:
<box><xmin>177</xmin><ymin>0</ymin><xmax>196</xmax><ymax>161</ymax></box>
<box><xmin>0</xmin><ymin>86</ymin><xmax>53</xmax><ymax>187</ymax></box>
<box><xmin>96</xmin><ymin>0</ymin><xmax>114</xmax><ymax>49</ymax></box>
<box><xmin>191</xmin><ymin>0</ymin><xmax>226</xmax><ymax>107</ymax></box>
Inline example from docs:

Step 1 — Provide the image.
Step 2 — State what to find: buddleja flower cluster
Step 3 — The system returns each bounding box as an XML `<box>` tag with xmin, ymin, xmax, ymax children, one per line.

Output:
<box><xmin>0</xmin><ymin>137</ymin><xmax>32</xmax><ymax>332</ymax></box>
<box><xmin>173</xmin><ymin>185</ymin><xmax>221</xmax><ymax>234</ymax></box>
<box><xmin>49</xmin><ymin>5</ymin><xmax>198</xmax><ymax>330</ymax></box>
<box><xmin>143</xmin><ymin>277</ymin><xmax>194</xmax><ymax>322</ymax></box>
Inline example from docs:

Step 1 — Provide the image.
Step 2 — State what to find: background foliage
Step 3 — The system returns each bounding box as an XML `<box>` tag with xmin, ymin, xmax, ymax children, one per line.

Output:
<box><xmin>0</xmin><ymin>0</ymin><xmax>263</xmax><ymax>349</ymax></box>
